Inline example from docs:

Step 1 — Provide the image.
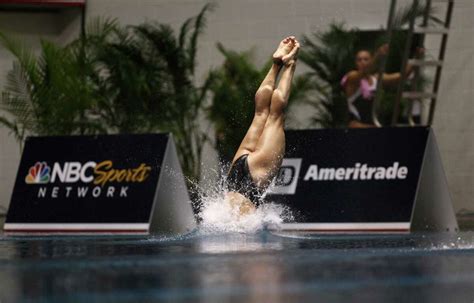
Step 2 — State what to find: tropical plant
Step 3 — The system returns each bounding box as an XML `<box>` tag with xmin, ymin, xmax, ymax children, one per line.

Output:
<box><xmin>0</xmin><ymin>4</ymin><xmax>215</xmax><ymax>185</ymax></box>
<box><xmin>81</xmin><ymin>17</ymin><xmax>169</xmax><ymax>134</ymax></box>
<box><xmin>299</xmin><ymin>23</ymin><xmax>357</xmax><ymax>128</ymax></box>
<box><xmin>0</xmin><ymin>33</ymin><xmax>101</xmax><ymax>147</ymax></box>
<box><xmin>206</xmin><ymin>44</ymin><xmax>259</xmax><ymax>162</ymax></box>
<box><xmin>207</xmin><ymin>43</ymin><xmax>313</xmax><ymax>162</ymax></box>
<box><xmin>126</xmin><ymin>3</ymin><xmax>216</xmax><ymax>183</ymax></box>
<box><xmin>80</xmin><ymin>4</ymin><xmax>214</xmax><ymax>183</ymax></box>
<box><xmin>300</xmin><ymin>2</ymin><xmax>439</xmax><ymax>127</ymax></box>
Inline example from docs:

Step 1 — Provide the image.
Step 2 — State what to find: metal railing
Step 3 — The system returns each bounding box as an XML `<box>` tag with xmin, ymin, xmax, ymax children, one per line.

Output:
<box><xmin>371</xmin><ymin>0</ymin><xmax>454</xmax><ymax>127</ymax></box>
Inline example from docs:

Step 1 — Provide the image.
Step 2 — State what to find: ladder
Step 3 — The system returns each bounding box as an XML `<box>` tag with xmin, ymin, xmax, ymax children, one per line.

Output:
<box><xmin>372</xmin><ymin>0</ymin><xmax>454</xmax><ymax>127</ymax></box>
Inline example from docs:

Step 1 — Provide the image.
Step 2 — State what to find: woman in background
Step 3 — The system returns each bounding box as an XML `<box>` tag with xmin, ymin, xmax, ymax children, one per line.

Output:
<box><xmin>341</xmin><ymin>44</ymin><xmax>424</xmax><ymax>128</ymax></box>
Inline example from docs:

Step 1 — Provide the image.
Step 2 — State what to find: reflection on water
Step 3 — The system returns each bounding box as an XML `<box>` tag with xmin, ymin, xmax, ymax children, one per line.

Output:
<box><xmin>196</xmin><ymin>231</ymin><xmax>283</xmax><ymax>254</ymax></box>
<box><xmin>0</xmin><ymin>231</ymin><xmax>474</xmax><ymax>302</ymax></box>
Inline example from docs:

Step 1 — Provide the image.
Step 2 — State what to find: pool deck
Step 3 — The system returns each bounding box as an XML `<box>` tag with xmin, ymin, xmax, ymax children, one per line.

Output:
<box><xmin>1</xmin><ymin>229</ymin><xmax>474</xmax><ymax>302</ymax></box>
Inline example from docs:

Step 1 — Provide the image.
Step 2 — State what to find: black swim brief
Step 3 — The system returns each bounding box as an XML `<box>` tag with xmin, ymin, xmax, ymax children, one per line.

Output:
<box><xmin>226</xmin><ymin>154</ymin><xmax>264</xmax><ymax>206</ymax></box>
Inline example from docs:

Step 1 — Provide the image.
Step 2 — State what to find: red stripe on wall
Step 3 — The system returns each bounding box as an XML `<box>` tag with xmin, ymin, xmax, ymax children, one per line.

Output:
<box><xmin>0</xmin><ymin>0</ymin><xmax>85</xmax><ymax>7</ymax></box>
<box><xmin>4</xmin><ymin>229</ymin><xmax>148</xmax><ymax>233</ymax></box>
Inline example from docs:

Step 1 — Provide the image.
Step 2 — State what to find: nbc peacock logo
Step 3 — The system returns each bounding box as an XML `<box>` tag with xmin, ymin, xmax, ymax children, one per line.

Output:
<box><xmin>25</xmin><ymin>162</ymin><xmax>51</xmax><ymax>184</ymax></box>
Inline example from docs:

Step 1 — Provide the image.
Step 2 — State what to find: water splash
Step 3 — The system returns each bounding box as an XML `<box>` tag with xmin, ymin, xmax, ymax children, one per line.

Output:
<box><xmin>430</xmin><ymin>235</ymin><xmax>474</xmax><ymax>250</ymax></box>
<box><xmin>192</xmin><ymin>165</ymin><xmax>294</xmax><ymax>234</ymax></box>
<box><xmin>198</xmin><ymin>195</ymin><xmax>292</xmax><ymax>234</ymax></box>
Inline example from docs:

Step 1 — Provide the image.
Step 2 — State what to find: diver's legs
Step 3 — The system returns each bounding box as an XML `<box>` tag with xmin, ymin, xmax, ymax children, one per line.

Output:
<box><xmin>231</xmin><ymin>37</ymin><xmax>298</xmax><ymax>165</ymax></box>
<box><xmin>230</xmin><ymin>64</ymin><xmax>280</xmax><ymax>164</ymax></box>
<box><xmin>249</xmin><ymin>55</ymin><xmax>298</xmax><ymax>187</ymax></box>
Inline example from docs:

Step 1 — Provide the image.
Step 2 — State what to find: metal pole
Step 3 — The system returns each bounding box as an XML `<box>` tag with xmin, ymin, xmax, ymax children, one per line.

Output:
<box><xmin>372</xmin><ymin>0</ymin><xmax>397</xmax><ymax>127</ymax></box>
<box><xmin>409</xmin><ymin>0</ymin><xmax>431</xmax><ymax>126</ymax></box>
<box><xmin>428</xmin><ymin>0</ymin><xmax>454</xmax><ymax>125</ymax></box>
<box><xmin>391</xmin><ymin>0</ymin><xmax>419</xmax><ymax>126</ymax></box>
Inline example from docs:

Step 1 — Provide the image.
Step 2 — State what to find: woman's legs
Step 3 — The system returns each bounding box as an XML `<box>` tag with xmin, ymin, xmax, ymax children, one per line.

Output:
<box><xmin>231</xmin><ymin>63</ymin><xmax>280</xmax><ymax>164</ymax></box>
<box><xmin>231</xmin><ymin>38</ymin><xmax>302</xmax><ymax>165</ymax></box>
<box><xmin>249</xmin><ymin>56</ymin><xmax>298</xmax><ymax>187</ymax></box>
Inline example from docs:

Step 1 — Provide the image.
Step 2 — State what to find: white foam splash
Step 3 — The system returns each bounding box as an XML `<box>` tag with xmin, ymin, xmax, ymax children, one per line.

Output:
<box><xmin>198</xmin><ymin>194</ymin><xmax>291</xmax><ymax>233</ymax></box>
<box><xmin>161</xmin><ymin>160</ymin><xmax>294</xmax><ymax>234</ymax></box>
<box><xmin>430</xmin><ymin>236</ymin><xmax>474</xmax><ymax>250</ymax></box>
<box><xmin>193</xmin><ymin>168</ymin><xmax>293</xmax><ymax>234</ymax></box>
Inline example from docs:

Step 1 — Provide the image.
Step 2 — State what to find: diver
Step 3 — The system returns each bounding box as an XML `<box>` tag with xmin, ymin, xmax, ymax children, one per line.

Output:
<box><xmin>341</xmin><ymin>44</ymin><xmax>425</xmax><ymax>128</ymax></box>
<box><xmin>225</xmin><ymin>36</ymin><xmax>300</xmax><ymax>215</ymax></box>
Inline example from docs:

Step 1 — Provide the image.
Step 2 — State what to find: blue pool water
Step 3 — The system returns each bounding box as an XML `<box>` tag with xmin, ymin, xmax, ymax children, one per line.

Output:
<box><xmin>1</xmin><ymin>230</ymin><xmax>474</xmax><ymax>302</ymax></box>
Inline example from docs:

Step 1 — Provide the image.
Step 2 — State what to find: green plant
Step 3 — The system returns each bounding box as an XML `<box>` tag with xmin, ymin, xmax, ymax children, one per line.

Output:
<box><xmin>82</xmin><ymin>18</ymin><xmax>170</xmax><ymax>134</ymax></box>
<box><xmin>80</xmin><ymin>4</ymin><xmax>215</xmax><ymax>183</ymax></box>
<box><xmin>0</xmin><ymin>4</ymin><xmax>215</xmax><ymax>185</ymax></box>
<box><xmin>207</xmin><ymin>44</ymin><xmax>262</xmax><ymax>162</ymax></box>
<box><xmin>126</xmin><ymin>3</ymin><xmax>216</xmax><ymax>183</ymax></box>
<box><xmin>0</xmin><ymin>33</ymin><xmax>101</xmax><ymax>147</ymax></box>
<box><xmin>299</xmin><ymin>22</ymin><xmax>357</xmax><ymax>128</ymax></box>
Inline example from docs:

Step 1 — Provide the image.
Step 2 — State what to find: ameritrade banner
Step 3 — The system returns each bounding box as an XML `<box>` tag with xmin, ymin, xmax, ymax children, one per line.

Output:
<box><xmin>267</xmin><ymin>127</ymin><xmax>429</xmax><ymax>232</ymax></box>
<box><xmin>5</xmin><ymin>134</ymin><xmax>168</xmax><ymax>231</ymax></box>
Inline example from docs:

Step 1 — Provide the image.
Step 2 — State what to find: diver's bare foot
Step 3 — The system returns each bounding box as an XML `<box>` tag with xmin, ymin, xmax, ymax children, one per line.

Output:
<box><xmin>273</xmin><ymin>36</ymin><xmax>295</xmax><ymax>64</ymax></box>
<box><xmin>283</xmin><ymin>39</ymin><xmax>300</xmax><ymax>65</ymax></box>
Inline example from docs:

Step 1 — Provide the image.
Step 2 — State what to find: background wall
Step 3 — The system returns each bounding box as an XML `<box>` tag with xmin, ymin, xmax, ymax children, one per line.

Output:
<box><xmin>0</xmin><ymin>0</ymin><xmax>472</xmax><ymax>219</ymax></box>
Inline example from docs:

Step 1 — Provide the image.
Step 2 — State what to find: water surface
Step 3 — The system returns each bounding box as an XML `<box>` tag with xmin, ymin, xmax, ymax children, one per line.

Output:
<box><xmin>1</xmin><ymin>231</ymin><xmax>473</xmax><ymax>302</ymax></box>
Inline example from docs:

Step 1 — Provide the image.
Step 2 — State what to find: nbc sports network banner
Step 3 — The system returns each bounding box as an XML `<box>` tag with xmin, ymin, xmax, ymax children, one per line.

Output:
<box><xmin>4</xmin><ymin>134</ymin><xmax>196</xmax><ymax>234</ymax></box>
<box><xmin>267</xmin><ymin>127</ymin><xmax>458</xmax><ymax>232</ymax></box>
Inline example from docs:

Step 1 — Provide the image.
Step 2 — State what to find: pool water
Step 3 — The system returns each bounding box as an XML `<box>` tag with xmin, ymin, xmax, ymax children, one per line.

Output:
<box><xmin>1</xmin><ymin>230</ymin><xmax>474</xmax><ymax>302</ymax></box>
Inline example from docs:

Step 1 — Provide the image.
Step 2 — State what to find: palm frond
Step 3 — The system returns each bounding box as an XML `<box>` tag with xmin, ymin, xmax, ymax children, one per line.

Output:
<box><xmin>187</xmin><ymin>2</ymin><xmax>215</xmax><ymax>74</ymax></box>
<box><xmin>392</xmin><ymin>1</ymin><xmax>442</xmax><ymax>28</ymax></box>
<box><xmin>0</xmin><ymin>115</ymin><xmax>23</xmax><ymax>142</ymax></box>
<box><xmin>85</xmin><ymin>16</ymin><xmax>120</xmax><ymax>40</ymax></box>
<box><xmin>0</xmin><ymin>3</ymin><xmax>216</xmax><ymax>184</ymax></box>
<box><xmin>1</xmin><ymin>60</ymin><xmax>36</xmax><ymax>138</ymax></box>
<box><xmin>0</xmin><ymin>31</ymin><xmax>39</xmax><ymax>89</ymax></box>
<box><xmin>178</xmin><ymin>18</ymin><xmax>193</xmax><ymax>49</ymax></box>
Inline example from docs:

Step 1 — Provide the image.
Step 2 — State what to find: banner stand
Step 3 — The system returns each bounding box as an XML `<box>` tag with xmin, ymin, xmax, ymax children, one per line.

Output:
<box><xmin>410</xmin><ymin>130</ymin><xmax>458</xmax><ymax>232</ymax></box>
<box><xmin>3</xmin><ymin>133</ymin><xmax>196</xmax><ymax>235</ymax></box>
<box><xmin>149</xmin><ymin>136</ymin><xmax>196</xmax><ymax>234</ymax></box>
<box><xmin>265</xmin><ymin>127</ymin><xmax>458</xmax><ymax>233</ymax></box>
